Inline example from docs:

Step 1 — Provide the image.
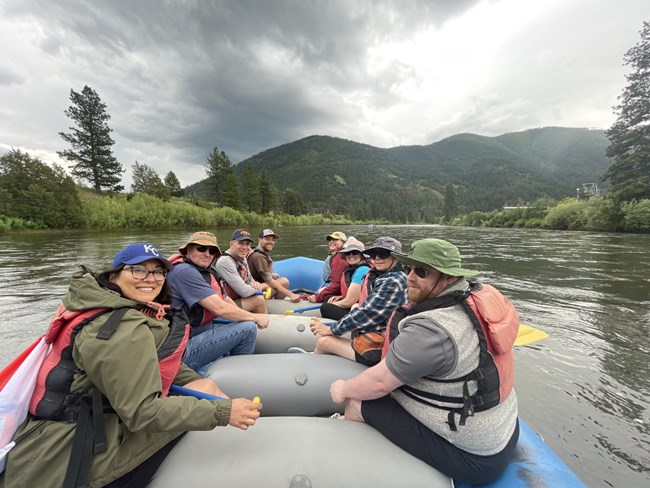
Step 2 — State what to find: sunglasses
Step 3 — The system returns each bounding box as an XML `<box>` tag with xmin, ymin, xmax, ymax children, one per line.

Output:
<box><xmin>367</xmin><ymin>249</ymin><xmax>391</xmax><ymax>260</ymax></box>
<box><xmin>345</xmin><ymin>251</ymin><xmax>362</xmax><ymax>256</ymax></box>
<box><xmin>404</xmin><ymin>265</ymin><xmax>431</xmax><ymax>279</ymax></box>
<box><xmin>195</xmin><ymin>245</ymin><xmax>219</xmax><ymax>256</ymax></box>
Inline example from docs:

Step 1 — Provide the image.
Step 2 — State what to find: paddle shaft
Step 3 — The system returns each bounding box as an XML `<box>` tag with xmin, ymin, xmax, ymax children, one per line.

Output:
<box><xmin>210</xmin><ymin>318</ymin><xmax>547</xmax><ymax>345</ymax></box>
<box><xmin>170</xmin><ymin>384</ymin><xmax>225</xmax><ymax>401</ymax></box>
<box><xmin>287</xmin><ymin>304</ymin><xmax>321</xmax><ymax>313</ymax></box>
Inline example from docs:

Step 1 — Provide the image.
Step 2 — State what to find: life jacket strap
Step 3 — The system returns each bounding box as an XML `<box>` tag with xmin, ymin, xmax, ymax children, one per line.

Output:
<box><xmin>96</xmin><ymin>308</ymin><xmax>129</xmax><ymax>340</ymax></box>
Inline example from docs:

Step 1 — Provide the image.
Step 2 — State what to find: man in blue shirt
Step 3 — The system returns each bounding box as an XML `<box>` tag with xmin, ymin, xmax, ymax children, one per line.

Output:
<box><xmin>167</xmin><ymin>231</ymin><xmax>269</xmax><ymax>372</ymax></box>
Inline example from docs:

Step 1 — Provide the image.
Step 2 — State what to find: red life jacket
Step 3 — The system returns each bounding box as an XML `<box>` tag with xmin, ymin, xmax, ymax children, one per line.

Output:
<box><xmin>381</xmin><ymin>281</ymin><xmax>518</xmax><ymax>431</ymax></box>
<box><xmin>357</xmin><ymin>264</ymin><xmax>381</xmax><ymax>305</ymax></box>
<box><xmin>222</xmin><ymin>252</ymin><xmax>251</xmax><ymax>300</ymax></box>
<box><xmin>340</xmin><ymin>262</ymin><xmax>370</xmax><ymax>299</ymax></box>
<box><xmin>30</xmin><ymin>304</ymin><xmax>189</xmax><ymax>420</ymax></box>
<box><xmin>169</xmin><ymin>253</ymin><xmax>226</xmax><ymax>326</ymax></box>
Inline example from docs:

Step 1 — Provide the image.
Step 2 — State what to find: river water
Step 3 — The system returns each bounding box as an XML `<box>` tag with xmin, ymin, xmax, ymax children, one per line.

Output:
<box><xmin>0</xmin><ymin>225</ymin><xmax>648</xmax><ymax>487</ymax></box>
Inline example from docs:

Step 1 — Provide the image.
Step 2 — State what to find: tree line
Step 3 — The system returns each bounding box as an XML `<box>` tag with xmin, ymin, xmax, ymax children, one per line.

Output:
<box><xmin>1</xmin><ymin>21</ymin><xmax>649</xmax><ymax>232</ymax></box>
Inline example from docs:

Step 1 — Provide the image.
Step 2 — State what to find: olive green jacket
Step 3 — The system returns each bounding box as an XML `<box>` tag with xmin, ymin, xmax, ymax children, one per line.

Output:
<box><xmin>1</xmin><ymin>272</ymin><xmax>232</xmax><ymax>488</ymax></box>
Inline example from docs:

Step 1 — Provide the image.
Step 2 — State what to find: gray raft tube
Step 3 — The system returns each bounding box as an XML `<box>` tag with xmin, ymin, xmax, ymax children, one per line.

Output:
<box><xmin>205</xmin><ymin>354</ymin><xmax>365</xmax><ymax>417</ymax></box>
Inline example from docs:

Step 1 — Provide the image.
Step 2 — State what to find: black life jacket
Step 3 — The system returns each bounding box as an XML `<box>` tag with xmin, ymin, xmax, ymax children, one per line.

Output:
<box><xmin>340</xmin><ymin>262</ymin><xmax>370</xmax><ymax>298</ymax></box>
<box><xmin>382</xmin><ymin>281</ymin><xmax>518</xmax><ymax>431</ymax></box>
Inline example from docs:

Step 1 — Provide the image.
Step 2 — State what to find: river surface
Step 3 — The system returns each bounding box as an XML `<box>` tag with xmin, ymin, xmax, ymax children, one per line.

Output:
<box><xmin>0</xmin><ymin>225</ymin><xmax>648</xmax><ymax>487</ymax></box>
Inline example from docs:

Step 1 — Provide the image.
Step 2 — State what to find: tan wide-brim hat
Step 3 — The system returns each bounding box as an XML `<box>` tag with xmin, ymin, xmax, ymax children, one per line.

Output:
<box><xmin>178</xmin><ymin>231</ymin><xmax>222</xmax><ymax>256</ymax></box>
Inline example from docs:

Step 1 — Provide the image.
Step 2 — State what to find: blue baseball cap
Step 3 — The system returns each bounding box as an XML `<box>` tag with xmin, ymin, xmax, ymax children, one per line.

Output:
<box><xmin>112</xmin><ymin>242</ymin><xmax>172</xmax><ymax>270</ymax></box>
<box><xmin>231</xmin><ymin>229</ymin><xmax>253</xmax><ymax>242</ymax></box>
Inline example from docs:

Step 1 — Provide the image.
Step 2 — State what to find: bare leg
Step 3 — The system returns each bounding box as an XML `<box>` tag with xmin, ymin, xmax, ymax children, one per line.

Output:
<box><xmin>272</xmin><ymin>277</ymin><xmax>292</xmax><ymax>299</ymax></box>
<box><xmin>314</xmin><ymin>336</ymin><xmax>355</xmax><ymax>360</ymax></box>
<box><xmin>344</xmin><ymin>399</ymin><xmax>365</xmax><ymax>422</ymax></box>
<box><xmin>240</xmin><ymin>294</ymin><xmax>268</xmax><ymax>313</ymax></box>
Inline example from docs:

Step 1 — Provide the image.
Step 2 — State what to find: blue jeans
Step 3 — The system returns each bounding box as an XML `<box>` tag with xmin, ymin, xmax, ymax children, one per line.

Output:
<box><xmin>182</xmin><ymin>320</ymin><xmax>257</xmax><ymax>372</ymax></box>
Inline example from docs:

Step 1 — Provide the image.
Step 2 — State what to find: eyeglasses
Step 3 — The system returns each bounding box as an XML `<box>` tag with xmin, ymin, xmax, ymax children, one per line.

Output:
<box><xmin>404</xmin><ymin>265</ymin><xmax>431</xmax><ymax>279</ymax></box>
<box><xmin>124</xmin><ymin>265</ymin><xmax>167</xmax><ymax>281</ymax></box>
<box><xmin>195</xmin><ymin>245</ymin><xmax>219</xmax><ymax>256</ymax></box>
<box><xmin>367</xmin><ymin>249</ymin><xmax>391</xmax><ymax>260</ymax></box>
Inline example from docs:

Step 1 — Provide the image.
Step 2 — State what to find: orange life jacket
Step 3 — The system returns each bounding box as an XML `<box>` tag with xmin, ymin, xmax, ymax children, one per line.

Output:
<box><xmin>382</xmin><ymin>281</ymin><xmax>518</xmax><ymax>431</ymax></box>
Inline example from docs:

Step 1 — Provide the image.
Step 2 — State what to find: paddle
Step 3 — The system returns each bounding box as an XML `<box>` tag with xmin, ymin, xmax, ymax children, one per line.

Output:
<box><xmin>514</xmin><ymin>324</ymin><xmax>549</xmax><ymax>346</ymax></box>
<box><xmin>284</xmin><ymin>305</ymin><xmax>321</xmax><ymax>315</ymax></box>
<box><xmin>170</xmin><ymin>385</ymin><xmax>263</xmax><ymax>414</ymax></box>
<box><xmin>313</xmin><ymin>319</ymin><xmax>548</xmax><ymax>346</ymax></box>
<box><xmin>214</xmin><ymin>318</ymin><xmax>548</xmax><ymax>345</ymax></box>
<box><xmin>170</xmin><ymin>384</ymin><xmax>225</xmax><ymax>400</ymax></box>
<box><xmin>254</xmin><ymin>289</ymin><xmax>273</xmax><ymax>299</ymax></box>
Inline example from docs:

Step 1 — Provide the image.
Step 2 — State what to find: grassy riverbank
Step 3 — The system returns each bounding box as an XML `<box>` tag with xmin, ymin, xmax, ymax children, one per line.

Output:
<box><xmin>0</xmin><ymin>190</ymin><xmax>357</xmax><ymax>233</ymax></box>
<box><xmin>449</xmin><ymin>196</ymin><xmax>650</xmax><ymax>233</ymax></box>
<box><xmin>1</xmin><ymin>188</ymin><xmax>648</xmax><ymax>234</ymax></box>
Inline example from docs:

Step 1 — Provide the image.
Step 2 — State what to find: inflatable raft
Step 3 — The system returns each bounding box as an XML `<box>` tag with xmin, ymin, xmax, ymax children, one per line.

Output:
<box><xmin>154</xmin><ymin>257</ymin><xmax>585</xmax><ymax>487</ymax></box>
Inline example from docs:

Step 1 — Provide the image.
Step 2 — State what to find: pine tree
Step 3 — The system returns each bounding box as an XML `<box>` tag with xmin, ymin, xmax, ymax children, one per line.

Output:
<box><xmin>604</xmin><ymin>21</ymin><xmax>650</xmax><ymax>202</ymax></box>
<box><xmin>443</xmin><ymin>183</ymin><xmax>459</xmax><ymax>221</ymax></box>
<box><xmin>241</xmin><ymin>165</ymin><xmax>261</xmax><ymax>213</ymax></box>
<box><xmin>164</xmin><ymin>171</ymin><xmax>183</xmax><ymax>197</ymax></box>
<box><xmin>221</xmin><ymin>172</ymin><xmax>242</xmax><ymax>210</ymax></box>
<box><xmin>58</xmin><ymin>85</ymin><xmax>124</xmax><ymax>193</ymax></box>
<box><xmin>282</xmin><ymin>188</ymin><xmax>305</xmax><ymax>215</ymax></box>
<box><xmin>204</xmin><ymin>147</ymin><xmax>233</xmax><ymax>204</ymax></box>
<box><xmin>131</xmin><ymin>161</ymin><xmax>170</xmax><ymax>200</ymax></box>
<box><xmin>258</xmin><ymin>171</ymin><xmax>278</xmax><ymax>214</ymax></box>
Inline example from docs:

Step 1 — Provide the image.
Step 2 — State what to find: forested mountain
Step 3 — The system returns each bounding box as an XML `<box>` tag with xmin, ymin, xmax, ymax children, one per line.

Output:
<box><xmin>187</xmin><ymin>127</ymin><xmax>611</xmax><ymax>221</ymax></box>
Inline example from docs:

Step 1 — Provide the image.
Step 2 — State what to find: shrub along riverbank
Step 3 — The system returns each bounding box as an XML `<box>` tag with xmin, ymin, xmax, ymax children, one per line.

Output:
<box><xmin>449</xmin><ymin>196</ymin><xmax>650</xmax><ymax>232</ymax></box>
<box><xmin>1</xmin><ymin>189</ymin><xmax>648</xmax><ymax>234</ymax></box>
<box><xmin>0</xmin><ymin>191</ymin><xmax>356</xmax><ymax>232</ymax></box>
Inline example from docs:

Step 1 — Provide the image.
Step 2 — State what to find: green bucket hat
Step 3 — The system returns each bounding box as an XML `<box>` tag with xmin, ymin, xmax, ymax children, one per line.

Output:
<box><xmin>392</xmin><ymin>238</ymin><xmax>479</xmax><ymax>277</ymax></box>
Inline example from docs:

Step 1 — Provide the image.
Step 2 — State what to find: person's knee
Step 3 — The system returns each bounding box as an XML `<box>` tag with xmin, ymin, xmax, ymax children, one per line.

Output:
<box><xmin>237</xmin><ymin>320</ymin><xmax>258</xmax><ymax>337</ymax></box>
<box><xmin>251</xmin><ymin>295</ymin><xmax>268</xmax><ymax>313</ymax></box>
<box><xmin>314</xmin><ymin>335</ymin><xmax>337</xmax><ymax>354</ymax></box>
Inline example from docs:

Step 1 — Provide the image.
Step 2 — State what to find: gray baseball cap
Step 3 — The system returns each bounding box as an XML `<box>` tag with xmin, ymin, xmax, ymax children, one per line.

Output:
<box><xmin>365</xmin><ymin>236</ymin><xmax>402</xmax><ymax>253</ymax></box>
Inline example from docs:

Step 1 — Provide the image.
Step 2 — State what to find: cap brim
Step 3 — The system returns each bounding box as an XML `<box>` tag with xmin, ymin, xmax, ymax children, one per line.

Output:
<box><xmin>366</xmin><ymin>246</ymin><xmax>395</xmax><ymax>253</ymax></box>
<box><xmin>179</xmin><ymin>240</ymin><xmax>222</xmax><ymax>255</ymax></box>
<box><xmin>391</xmin><ymin>252</ymin><xmax>479</xmax><ymax>277</ymax></box>
<box><xmin>123</xmin><ymin>256</ymin><xmax>173</xmax><ymax>271</ymax></box>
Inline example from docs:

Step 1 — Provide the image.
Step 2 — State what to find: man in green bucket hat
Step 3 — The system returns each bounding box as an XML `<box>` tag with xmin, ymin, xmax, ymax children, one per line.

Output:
<box><xmin>330</xmin><ymin>238</ymin><xmax>521</xmax><ymax>485</ymax></box>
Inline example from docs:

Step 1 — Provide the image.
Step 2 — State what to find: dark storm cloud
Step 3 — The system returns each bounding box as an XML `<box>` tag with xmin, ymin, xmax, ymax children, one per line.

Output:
<box><xmin>2</xmin><ymin>0</ymin><xmax>481</xmax><ymax>164</ymax></box>
<box><xmin>2</xmin><ymin>0</ymin><xmax>647</xmax><ymax>189</ymax></box>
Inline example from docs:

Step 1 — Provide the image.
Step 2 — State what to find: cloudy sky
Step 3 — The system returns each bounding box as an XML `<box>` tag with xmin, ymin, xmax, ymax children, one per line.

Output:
<box><xmin>0</xmin><ymin>0</ymin><xmax>647</xmax><ymax>189</ymax></box>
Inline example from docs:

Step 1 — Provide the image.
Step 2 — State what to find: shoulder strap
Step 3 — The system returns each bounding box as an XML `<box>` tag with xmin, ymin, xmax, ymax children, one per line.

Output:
<box><xmin>95</xmin><ymin>308</ymin><xmax>129</xmax><ymax>340</ymax></box>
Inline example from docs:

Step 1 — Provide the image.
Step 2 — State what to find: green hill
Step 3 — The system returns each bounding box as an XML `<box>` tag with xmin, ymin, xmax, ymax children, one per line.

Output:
<box><xmin>187</xmin><ymin>127</ymin><xmax>612</xmax><ymax>221</ymax></box>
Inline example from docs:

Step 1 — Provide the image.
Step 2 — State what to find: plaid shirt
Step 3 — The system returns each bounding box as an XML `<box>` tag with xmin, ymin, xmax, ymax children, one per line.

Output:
<box><xmin>331</xmin><ymin>263</ymin><xmax>408</xmax><ymax>336</ymax></box>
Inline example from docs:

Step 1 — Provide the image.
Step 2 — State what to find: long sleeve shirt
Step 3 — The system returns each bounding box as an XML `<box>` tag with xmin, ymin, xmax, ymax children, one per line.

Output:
<box><xmin>314</xmin><ymin>252</ymin><xmax>347</xmax><ymax>302</ymax></box>
<box><xmin>331</xmin><ymin>265</ymin><xmax>408</xmax><ymax>336</ymax></box>
<box><xmin>214</xmin><ymin>253</ymin><xmax>257</xmax><ymax>298</ymax></box>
